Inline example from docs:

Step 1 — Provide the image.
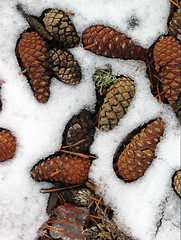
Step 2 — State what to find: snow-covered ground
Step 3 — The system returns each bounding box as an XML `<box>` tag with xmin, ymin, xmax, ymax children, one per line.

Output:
<box><xmin>0</xmin><ymin>0</ymin><xmax>180</xmax><ymax>239</ymax></box>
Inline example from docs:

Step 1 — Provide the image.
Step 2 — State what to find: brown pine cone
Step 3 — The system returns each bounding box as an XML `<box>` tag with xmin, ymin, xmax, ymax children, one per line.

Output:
<box><xmin>62</xmin><ymin>110</ymin><xmax>96</xmax><ymax>153</ymax></box>
<box><xmin>82</xmin><ymin>25</ymin><xmax>148</xmax><ymax>60</ymax></box>
<box><xmin>49</xmin><ymin>48</ymin><xmax>82</xmax><ymax>85</ymax></box>
<box><xmin>42</xmin><ymin>9</ymin><xmax>80</xmax><ymax>49</ymax></box>
<box><xmin>0</xmin><ymin>128</ymin><xmax>16</xmax><ymax>162</ymax></box>
<box><xmin>168</xmin><ymin>5</ymin><xmax>181</xmax><ymax>35</ymax></box>
<box><xmin>31</xmin><ymin>153</ymin><xmax>91</xmax><ymax>185</ymax></box>
<box><xmin>153</xmin><ymin>36</ymin><xmax>181</xmax><ymax>103</ymax></box>
<box><xmin>116</xmin><ymin>118</ymin><xmax>165</xmax><ymax>182</ymax></box>
<box><xmin>159</xmin><ymin>60</ymin><xmax>181</xmax><ymax>103</ymax></box>
<box><xmin>172</xmin><ymin>170</ymin><xmax>181</xmax><ymax>197</ymax></box>
<box><xmin>99</xmin><ymin>76</ymin><xmax>135</xmax><ymax>131</ymax></box>
<box><xmin>16</xmin><ymin>31</ymin><xmax>52</xmax><ymax>103</ymax></box>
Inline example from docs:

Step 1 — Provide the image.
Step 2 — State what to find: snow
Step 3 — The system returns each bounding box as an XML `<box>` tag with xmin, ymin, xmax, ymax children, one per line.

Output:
<box><xmin>0</xmin><ymin>0</ymin><xmax>180</xmax><ymax>240</ymax></box>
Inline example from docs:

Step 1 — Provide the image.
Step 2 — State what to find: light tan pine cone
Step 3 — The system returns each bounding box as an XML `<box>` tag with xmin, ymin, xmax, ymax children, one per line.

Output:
<box><xmin>172</xmin><ymin>169</ymin><xmax>181</xmax><ymax>197</ymax></box>
<box><xmin>168</xmin><ymin>4</ymin><xmax>181</xmax><ymax>35</ymax></box>
<box><xmin>99</xmin><ymin>76</ymin><xmax>135</xmax><ymax>131</ymax></box>
<box><xmin>116</xmin><ymin>118</ymin><xmax>165</xmax><ymax>181</ymax></box>
<box><xmin>31</xmin><ymin>153</ymin><xmax>91</xmax><ymax>185</ymax></box>
<box><xmin>82</xmin><ymin>25</ymin><xmax>148</xmax><ymax>60</ymax></box>
<box><xmin>0</xmin><ymin>128</ymin><xmax>17</xmax><ymax>162</ymax></box>
<box><xmin>43</xmin><ymin>9</ymin><xmax>80</xmax><ymax>48</ymax></box>
<box><xmin>49</xmin><ymin>48</ymin><xmax>81</xmax><ymax>85</ymax></box>
<box><xmin>16</xmin><ymin>31</ymin><xmax>52</xmax><ymax>103</ymax></box>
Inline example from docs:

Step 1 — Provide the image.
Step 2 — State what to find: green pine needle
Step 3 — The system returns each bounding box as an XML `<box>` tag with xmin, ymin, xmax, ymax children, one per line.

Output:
<box><xmin>92</xmin><ymin>67</ymin><xmax>117</xmax><ymax>94</ymax></box>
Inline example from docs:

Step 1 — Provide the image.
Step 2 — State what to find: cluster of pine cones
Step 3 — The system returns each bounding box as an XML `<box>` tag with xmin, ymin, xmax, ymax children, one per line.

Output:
<box><xmin>0</xmin><ymin>2</ymin><xmax>180</xmax><ymax>240</ymax></box>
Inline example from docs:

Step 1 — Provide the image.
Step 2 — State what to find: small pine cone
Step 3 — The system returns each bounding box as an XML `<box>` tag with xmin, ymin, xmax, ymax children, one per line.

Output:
<box><xmin>153</xmin><ymin>36</ymin><xmax>181</xmax><ymax>102</ymax></box>
<box><xmin>82</xmin><ymin>25</ymin><xmax>148</xmax><ymax>60</ymax></box>
<box><xmin>16</xmin><ymin>31</ymin><xmax>52</xmax><ymax>103</ymax></box>
<box><xmin>61</xmin><ymin>188</ymin><xmax>93</xmax><ymax>207</ymax></box>
<box><xmin>99</xmin><ymin>76</ymin><xmax>135</xmax><ymax>131</ymax></box>
<box><xmin>153</xmin><ymin>36</ymin><xmax>181</xmax><ymax>72</ymax></box>
<box><xmin>42</xmin><ymin>9</ymin><xmax>80</xmax><ymax>48</ymax></box>
<box><xmin>168</xmin><ymin>5</ymin><xmax>181</xmax><ymax>35</ymax></box>
<box><xmin>0</xmin><ymin>128</ymin><xmax>16</xmax><ymax>162</ymax></box>
<box><xmin>31</xmin><ymin>153</ymin><xmax>91</xmax><ymax>185</ymax></box>
<box><xmin>49</xmin><ymin>48</ymin><xmax>82</xmax><ymax>85</ymax></box>
<box><xmin>172</xmin><ymin>170</ymin><xmax>181</xmax><ymax>197</ymax></box>
<box><xmin>63</xmin><ymin>110</ymin><xmax>96</xmax><ymax>153</ymax></box>
<box><xmin>116</xmin><ymin>118</ymin><xmax>165</xmax><ymax>181</ymax></box>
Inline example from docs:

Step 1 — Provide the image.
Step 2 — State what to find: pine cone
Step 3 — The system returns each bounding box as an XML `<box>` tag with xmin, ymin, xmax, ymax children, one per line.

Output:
<box><xmin>16</xmin><ymin>31</ymin><xmax>52</xmax><ymax>103</ymax></box>
<box><xmin>116</xmin><ymin>118</ymin><xmax>165</xmax><ymax>181</ymax></box>
<box><xmin>49</xmin><ymin>48</ymin><xmax>82</xmax><ymax>85</ymax></box>
<box><xmin>168</xmin><ymin>5</ymin><xmax>181</xmax><ymax>35</ymax></box>
<box><xmin>172</xmin><ymin>170</ymin><xmax>181</xmax><ymax>197</ymax></box>
<box><xmin>42</xmin><ymin>9</ymin><xmax>80</xmax><ymax>48</ymax></box>
<box><xmin>99</xmin><ymin>76</ymin><xmax>135</xmax><ymax>131</ymax></box>
<box><xmin>61</xmin><ymin>188</ymin><xmax>93</xmax><ymax>207</ymax></box>
<box><xmin>16</xmin><ymin>4</ymin><xmax>53</xmax><ymax>41</ymax></box>
<box><xmin>82</xmin><ymin>25</ymin><xmax>148</xmax><ymax>60</ymax></box>
<box><xmin>159</xmin><ymin>60</ymin><xmax>181</xmax><ymax>102</ymax></box>
<box><xmin>0</xmin><ymin>128</ymin><xmax>16</xmax><ymax>162</ymax></box>
<box><xmin>153</xmin><ymin>36</ymin><xmax>181</xmax><ymax>103</ymax></box>
<box><xmin>62</xmin><ymin>110</ymin><xmax>96</xmax><ymax>153</ymax></box>
<box><xmin>153</xmin><ymin>36</ymin><xmax>180</xmax><ymax>72</ymax></box>
<box><xmin>31</xmin><ymin>153</ymin><xmax>91</xmax><ymax>185</ymax></box>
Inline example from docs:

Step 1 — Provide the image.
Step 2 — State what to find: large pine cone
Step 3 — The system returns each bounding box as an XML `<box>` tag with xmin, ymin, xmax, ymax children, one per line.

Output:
<box><xmin>16</xmin><ymin>31</ymin><xmax>52</xmax><ymax>103</ymax></box>
<box><xmin>0</xmin><ymin>128</ymin><xmax>16</xmax><ymax>162</ymax></box>
<box><xmin>62</xmin><ymin>110</ymin><xmax>96</xmax><ymax>153</ymax></box>
<box><xmin>82</xmin><ymin>25</ymin><xmax>148</xmax><ymax>60</ymax></box>
<box><xmin>153</xmin><ymin>36</ymin><xmax>181</xmax><ymax>103</ymax></box>
<box><xmin>172</xmin><ymin>170</ymin><xmax>181</xmax><ymax>197</ymax></box>
<box><xmin>49</xmin><ymin>48</ymin><xmax>82</xmax><ymax>85</ymax></box>
<box><xmin>42</xmin><ymin>9</ymin><xmax>80</xmax><ymax>49</ymax></box>
<box><xmin>168</xmin><ymin>5</ymin><xmax>181</xmax><ymax>35</ymax></box>
<box><xmin>116</xmin><ymin>118</ymin><xmax>165</xmax><ymax>181</ymax></box>
<box><xmin>99</xmin><ymin>76</ymin><xmax>135</xmax><ymax>131</ymax></box>
<box><xmin>31</xmin><ymin>153</ymin><xmax>91</xmax><ymax>185</ymax></box>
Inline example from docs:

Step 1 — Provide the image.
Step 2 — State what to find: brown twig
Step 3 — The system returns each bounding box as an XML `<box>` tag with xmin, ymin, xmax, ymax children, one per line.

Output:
<box><xmin>59</xmin><ymin>148</ymin><xmax>96</xmax><ymax>159</ymax></box>
<box><xmin>169</xmin><ymin>0</ymin><xmax>180</xmax><ymax>8</ymax></box>
<box><xmin>84</xmin><ymin>42</ymin><xmax>97</xmax><ymax>49</ymax></box>
<box><xmin>40</xmin><ymin>184</ymin><xmax>81</xmax><ymax>193</ymax></box>
<box><xmin>61</xmin><ymin>139</ymin><xmax>86</xmax><ymax>149</ymax></box>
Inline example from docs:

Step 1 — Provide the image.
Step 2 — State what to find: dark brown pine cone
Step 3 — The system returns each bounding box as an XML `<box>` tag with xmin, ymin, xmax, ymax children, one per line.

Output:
<box><xmin>82</xmin><ymin>25</ymin><xmax>148</xmax><ymax>60</ymax></box>
<box><xmin>62</xmin><ymin>109</ymin><xmax>96</xmax><ymax>153</ymax></box>
<box><xmin>42</xmin><ymin>9</ymin><xmax>80</xmax><ymax>48</ymax></box>
<box><xmin>49</xmin><ymin>48</ymin><xmax>82</xmax><ymax>85</ymax></box>
<box><xmin>116</xmin><ymin>118</ymin><xmax>165</xmax><ymax>182</ymax></box>
<box><xmin>16</xmin><ymin>31</ymin><xmax>52</xmax><ymax>103</ymax></box>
